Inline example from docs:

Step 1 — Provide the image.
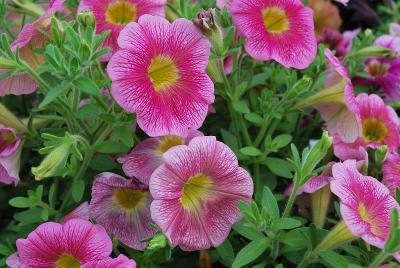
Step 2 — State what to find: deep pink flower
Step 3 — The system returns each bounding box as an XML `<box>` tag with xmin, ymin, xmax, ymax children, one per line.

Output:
<box><xmin>118</xmin><ymin>130</ymin><xmax>202</xmax><ymax>185</ymax></box>
<box><xmin>61</xmin><ymin>202</ymin><xmax>90</xmax><ymax>223</ymax></box>
<box><xmin>15</xmin><ymin>219</ymin><xmax>136</xmax><ymax>267</ymax></box>
<box><xmin>89</xmin><ymin>173</ymin><xmax>155</xmax><ymax>250</ymax></box>
<box><xmin>0</xmin><ymin>126</ymin><xmax>22</xmax><ymax>185</ymax></box>
<box><xmin>331</xmin><ymin>160</ymin><xmax>400</xmax><ymax>248</ymax></box>
<box><xmin>150</xmin><ymin>136</ymin><xmax>253</xmax><ymax>250</ymax></box>
<box><xmin>79</xmin><ymin>0</ymin><xmax>166</xmax><ymax>61</ymax></box>
<box><xmin>108</xmin><ymin>15</ymin><xmax>214</xmax><ymax>137</ymax></box>
<box><xmin>383</xmin><ymin>152</ymin><xmax>400</xmax><ymax>196</ymax></box>
<box><xmin>83</xmin><ymin>255</ymin><xmax>136</xmax><ymax>268</ymax></box>
<box><xmin>229</xmin><ymin>0</ymin><xmax>317</xmax><ymax>69</ymax></box>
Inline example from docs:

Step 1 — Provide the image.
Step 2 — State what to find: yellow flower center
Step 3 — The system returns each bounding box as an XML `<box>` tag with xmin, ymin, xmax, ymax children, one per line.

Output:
<box><xmin>358</xmin><ymin>202</ymin><xmax>383</xmax><ymax>237</ymax></box>
<box><xmin>262</xmin><ymin>7</ymin><xmax>289</xmax><ymax>33</ymax></box>
<box><xmin>181</xmin><ymin>173</ymin><xmax>213</xmax><ymax>211</ymax></box>
<box><xmin>0</xmin><ymin>131</ymin><xmax>16</xmax><ymax>151</ymax></box>
<box><xmin>157</xmin><ymin>135</ymin><xmax>185</xmax><ymax>154</ymax></box>
<box><xmin>112</xmin><ymin>188</ymin><xmax>148</xmax><ymax>211</ymax></box>
<box><xmin>367</xmin><ymin>61</ymin><xmax>390</xmax><ymax>77</ymax></box>
<box><xmin>148</xmin><ymin>55</ymin><xmax>179</xmax><ymax>92</ymax></box>
<box><xmin>362</xmin><ymin>118</ymin><xmax>388</xmax><ymax>143</ymax></box>
<box><xmin>55</xmin><ymin>254</ymin><xmax>81</xmax><ymax>268</ymax></box>
<box><xmin>105</xmin><ymin>1</ymin><xmax>137</xmax><ymax>25</ymax></box>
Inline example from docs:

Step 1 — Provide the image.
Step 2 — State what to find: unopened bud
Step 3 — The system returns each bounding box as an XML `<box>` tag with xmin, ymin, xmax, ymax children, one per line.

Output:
<box><xmin>77</xmin><ymin>11</ymin><xmax>96</xmax><ymax>28</ymax></box>
<box><xmin>354</xmin><ymin>46</ymin><xmax>397</xmax><ymax>59</ymax></box>
<box><xmin>193</xmin><ymin>9</ymin><xmax>224</xmax><ymax>56</ymax></box>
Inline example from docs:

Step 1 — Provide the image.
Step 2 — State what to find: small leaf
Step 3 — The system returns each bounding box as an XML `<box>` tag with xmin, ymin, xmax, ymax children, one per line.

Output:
<box><xmin>274</xmin><ymin>218</ymin><xmax>302</xmax><ymax>230</ymax></box>
<box><xmin>96</xmin><ymin>141</ymin><xmax>131</xmax><ymax>154</ymax></box>
<box><xmin>319</xmin><ymin>250</ymin><xmax>350</xmax><ymax>268</ymax></box>
<box><xmin>263</xmin><ymin>157</ymin><xmax>293</xmax><ymax>178</ymax></box>
<box><xmin>71</xmin><ymin>179</ymin><xmax>85</xmax><ymax>202</ymax></box>
<box><xmin>240</xmin><ymin>147</ymin><xmax>261</xmax><ymax>157</ymax></box>
<box><xmin>233</xmin><ymin>82</ymin><xmax>248</xmax><ymax>100</ymax></box>
<box><xmin>216</xmin><ymin>239</ymin><xmax>234</xmax><ymax>267</ymax></box>
<box><xmin>272</xmin><ymin>134</ymin><xmax>292</xmax><ymax>149</ymax></box>
<box><xmin>89</xmin><ymin>155</ymin><xmax>117</xmax><ymax>171</ymax></box>
<box><xmin>232</xmin><ymin>101</ymin><xmax>250</xmax><ymax>114</ymax></box>
<box><xmin>232</xmin><ymin>237</ymin><xmax>270</xmax><ymax>268</ymax></box>
<box><xmin>261</xmin><ymin>186</ymin><xmax>280</xmax><ymax>220</ymax></box>
<box><xmin>39</xmin><ymin>82</ymin><xmax>71</xmax><ymax>108</ymax></box>
<box><xmin>73</xmin><ymin>77</ymin><xmax>99</xmax><ymax>96</ymax></box>
<box><xmin>244</xmin><ymin>113</ymin><xmax>263</xmax><ymax>126</ymax></box>
<box><xmin>13</xmin><ymin>208</ymin><xmax>43</xmax><ymax>224</ymax></box>
<box><xmin>9</xmin><ymin>197</ymin><xmax>31</xmax><ymax>208</ymax></box>
<box><xmin>49</xmin><ymin>182</ymin><xmax>57</xmax><ymax>208</ymax></box>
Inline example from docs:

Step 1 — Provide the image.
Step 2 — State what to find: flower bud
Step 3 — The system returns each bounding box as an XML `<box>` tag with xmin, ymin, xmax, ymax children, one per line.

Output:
<box><xmin>147</xmin><ymin>233</ymin><xmax>167</xmax><ymax>251</ymax></box>
<box><xmin>354</xmin><ymin>46</ymin><xmax>397</xmax><ymax>59</ymax></box>
<box><xmin>77</xmin><ymin>11</ymin><xmax>96</xmax><ymax>28</ymax></box>
<box><xmin>0</xmin><ymin>58</ymin><xmax>19</xmax><ymax>69</ymax></box>
<box><xmin>193</xmin><ymin>9</ymin><xmax>224</xmax><ymax>56</ymax></box>
<box><xmin>375</xmin><ymin>145</ymin><xmax>388</xmax><ymax>166</ymax></box>
<box><xmin>314</xmin><ymin>221</ymin><xmax>357</xmax><ymax>252</ymax></box>
<box><xmin>0</xmin><ymin>103</ymin><xmax>27</xmax><ymax>132</ymax></box>
<box><xmin>8</xmin><ymin>0</ymin><xmax>44</xmax><ymax>18</ymax></box>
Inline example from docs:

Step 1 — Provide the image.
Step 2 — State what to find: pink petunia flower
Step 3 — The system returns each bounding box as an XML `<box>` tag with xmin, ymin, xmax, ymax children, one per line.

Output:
<box><xmin>333</xmin><ymin>135</ymin><xmax>368</xmax><ymax>162</ymax></box>
<box><xmin>83</xmin><ymin>255</ymin><xmax>136</xmax><ymax>268</ymax></box>
<box><xmin>61</xmin><ymin>202</ymin><xmax>90</xmax><ymax>223</ymax></box>
<box><xmin>79</xmin><ymin>0</ymin><xmax>166</xmax><ymax>61</ymax></box>
<box><xmin>15</xmin><ymin>218</ymin><xmax>136</xmax><ymax>267</ymax></box>
<box><xmin>383</xmin><ymin>152</ymin><xmax>400</xmax><ymax>196</ymax></box>
<box><xmin>331</xmin><ymin>160</ymin><xmax>400</xmax><ymax>249</ymax></box>
<box><xmin>108</xmin><ymin>15</ymin><xmax>214</xmax><ymax>137</ymax></box>
<box><xmin>149</xmin><ymin>136</ymin><xmax>253</xmax><ymax>250</ymax></box>
<box><xmin>89</xmin><ymin>172</ymin><xmax>155</xmax><ymax>250</ymax></box>
<box><xmin>6</xmin><ymin>252</ymin><xmax>21</xmax><ymax>268</ymax></box>
<box><xmin>118</xmin><ymin>130</ymin><xmax>202</xmax><ymax>185</ymax></box>
<box><xmin>0</xmin><ymin>126</ymin><xmax>22</xmax><ymax>185</ymax></box>
<box><xmin>229</xmin><ymin>0</ymin><xmax>317</xmax><ymax>69</ymax></box>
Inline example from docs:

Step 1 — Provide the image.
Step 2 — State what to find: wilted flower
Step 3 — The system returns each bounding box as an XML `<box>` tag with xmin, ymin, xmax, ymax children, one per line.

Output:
<box><xmin>229</xmin><ymin>0</ymin><xmax>317</xmax><ymax>69</ymax></box>
<box><xmin>108</xmin><ymin>15</ymin><xmax>214</xmax><ymax>137</ymax></box>
<box><xmin>118</xmin><ymin>130</ymin><xmax>202</xmax><ymax>185</ymax></box>
<box><xmin>15</xmin><ymin>219</ymin><xmax>136</xmax><ymax>267</ymax></box>
<box><xmin>0</xmin><ymin>126</ymin><xmax>22</xmax><ymax>185</ymax></box>
<box><xmin>150</xmin><ymin>136</ymin><xmax>253</xmax><ymax>250</ymax></box>
<box><xmin>89</xmin><ymin>173</ymin><xmax>155</xmax><ymax>250</ymax></box>
<box><xmin>78</xmin><ymin>0</ymin><xmax>166</xmax><ymax>61</ymax></box>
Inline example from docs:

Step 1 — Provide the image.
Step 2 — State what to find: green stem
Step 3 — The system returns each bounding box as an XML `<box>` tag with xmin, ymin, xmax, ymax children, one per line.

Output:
<box><xmin>369</xmin><ymin>251</ymin><xmax>389</xmax><ymax>268</ymax></box>
<box><xmin>282</xmin><ymin>180</ymin><xmax>300</xmax><ymax>218</ymax></box>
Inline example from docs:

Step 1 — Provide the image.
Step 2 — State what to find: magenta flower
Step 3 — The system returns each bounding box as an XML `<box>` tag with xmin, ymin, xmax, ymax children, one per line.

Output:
<box><xmin>79</xmin><ymin>0</ymin><xmax>166</xmax><ymax>62</ymax></box>
<box><xmin>333</xmin><ymin>135</ymin><xmax>368</xmax><ymax>162</ymax></box>
<box><xmin>0</xmin><ymin>126</ymin><xmax>22</xmax><ymax>185</ymax></box>
<box><xmin>108</xmin><ymin>15</ymin><xmax>214</xmax><ymax>137</ymax></box>
<box><xmin>82</xmin><ymin>255</ymin><xmax>136</xmax><ymax>268</ymax></box>
<box><xmin>89</xmin><ymin>172</ymin><xmax>155</xmax><ymax>250</ymax></box>
<box><xmin>15</xmin><ymin>218</ymin><xmax>135</xmax><ymax>267</ymax></box>
<box><xmin>331</xmin><ymin>160</ymin><xmax>400</xmax><ymax>248</ymax></box>
<box><xmin>61</xmin><ymin>202</ymin><xmax>90</xmax><ymax>223</ymax></box>
<box><xmin>150</xmin><ymin>136</ymin><xmax>253</xmax><ymax>250</ymax></box>
<box><xmin>229</xmin><ymin>0</ymin><xmax>317</xmax><ymax>69</ymax></box>
<box><xmin>118</xmin><ymin>130</ymin><xmax>202</xmax><ymax>185</ymax></box>
<box><xmin>383</xmin><ymin>152</ymin><xmax>400</xmax><ymax>196</ymax></box>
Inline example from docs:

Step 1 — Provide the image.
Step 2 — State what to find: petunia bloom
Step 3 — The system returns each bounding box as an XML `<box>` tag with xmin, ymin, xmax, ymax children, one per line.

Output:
<box><xmin>79</xmin><ymin>0</ymin><xmax>166</xmax><ymax>62</ymax></box>
<box><xmin>89</xmin><ymin>172</ymin><xmax>155</xmax><ymax>250</ymax></box>
<box><xmin>383</xmin><ymin>152</ymin><xmax>400</xmax><ymax>196</ymax></box>
<box><xmin>108</xmin><ymin>15</ymin><xmax>214</xmax><ymax>137</ymax></box>
<box><xmin>0</xmin><ymin>126</ymin><xmax>22</xmax><ymax>185</ymax></box>
<box><xmin>229</xmin><ymin>0</ymin><xmax>317</xmax><ymax>69</ymax></box>
<box><xmin>318</xmin><ymin>28</ymin><xmax>360</xmax><ymax>57</ymax></box>
<box><xmin>331</xmin><ymin>160</ymin><xmax>400</xmax><ymax>249</ymax></box>
<box><xmin>118</xmin><ymin>130</ymin><xmax>202</xmax><ymax>185</ymax></box>
<box><xmin>150</xmin><ymin>136</ymin><xmax>253</xmax><ymax>250</ymax></box>
<box><xmin>15</xmin><ymin>218</ymin><xmax>136</xmax><ymax>267</ymax></box>
<box><xmin>61</xmin><ymin>202</ymin><xmax>90</xmax><ymax>223</ymax></box>
<box><xmin>83</xmin><ymin>255</ymin><xmax>136</xmax><ymax>268</ymax></box>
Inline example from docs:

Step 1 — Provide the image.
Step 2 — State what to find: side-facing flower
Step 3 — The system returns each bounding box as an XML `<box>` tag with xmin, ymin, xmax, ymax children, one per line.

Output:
<box><xmin>15</xmin><ymin>219</ymin><xmax>136</xmax><ymax>267</ymax></box>
<box><xmin>383</xmin><ymin>152</ymin><xmax>400</xmax><ymax>196</ymax></box>
<box><xmin>0</xmin><ymin>126</ymin><xmax>22</xmax><ymax>185</ymax></box>
<box><xmin>229</xmin><ymin>0</ymin><xmax>317</xmax><ymax>69</ymax></box>
<box><xmin>331</xmin><ymin>160</ymin><xmax>400</xmax><ymax>248</ymax></box>
<box><xmin>118</xmin><ymin>130</ymin><xmax>202</xmax><ymax>185</ymax></box>
<box><xmin>108</xmin><ymin>15</ymin><xmax>214</xmax><ymax>137</ymax></box>
<box><xmin>89</xmin><ymin>173</ymin><xmax>155</xmax><ymax>250</ymax></box>
<box><xmin>150</xmin><ymin>136</ymin><xmax>253</xmax><ymax>250</ymax></box>
<box><xmin>61</xmin><ymin>202</ymin><xmax>90</xmax><ymax>223</ymax></box>
<box><xmin>79</xmin><ymin>0</ymin><xmax>166</xmax><ymax>61</ymax></box>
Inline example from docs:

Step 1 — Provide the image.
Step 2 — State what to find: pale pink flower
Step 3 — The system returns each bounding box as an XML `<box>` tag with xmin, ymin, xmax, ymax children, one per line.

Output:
<box><xmin>229</xmin><ymin>0</ymin><xmax>317</xmax><ymax>69</ymax></box>
<box><xmin>118</xmin><ymin>130</ymin><xmax>202</xmax><ymax>185</ymax></box>
<box><xmin>61</xmin><ymin>202</ymin><xmax>90</xmax><ymax>223</ymax></box>
<box><xmin>79</xmin><ymin>0</ymin><xmax>166</xmax><ymax>61</ymax></box>
<box><xmin>89</xmin><ymin>173</ymin><xmax>155</xmax><ymax>250</ymax></box>
<box><xmin>15</xmin><ymin>219</ymin><xmax>135</xmax><ymax>267</ymax></box>
<box><xmin>333</xmin><ymin>135</ymin><xmax>368</xmax><ymax>162</ymax></box>
<box><xmin>108</xmin><ymin>15</ymin><xmax>214</xmax><ymax>137</ymax></box>
<box><xmin>150</xmin><ymin>136</ymin><xmax>253</xmax><ymax>250</ymax></box>
<box><xmin>331</xmin><ymin>160</ymin><xmax>400</xmax><ymax>248</ymax></box>
<box><xmin>383</xmin><ymin>152</ymin><xmax>400</xmax><ymax>196</ymax></box>
<box><xmin>6</xmin><ymin>253</ymin><xmax>21</xmax><ymax>268</ymax></box>
<box><xmin>390</xmin><ymin>22</ymin><xmax>400</xmax><ymax>37</ymax></box>
<box><xmin>0</xmin><ymin>126</ymin><xmax>22</xmax><ymax>185</ymax></box>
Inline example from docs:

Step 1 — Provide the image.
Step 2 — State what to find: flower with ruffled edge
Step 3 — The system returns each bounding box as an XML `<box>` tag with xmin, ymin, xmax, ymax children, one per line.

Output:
<box><xmin>383</xmin><ymin>152</ymin><xmax>400</xmax><ymax>196</ymax></box>
<box><xmin>0</xmin><ymin>126</ymin><xmax>22</xmax><ymax>185</ymax></box>
<box><xmin>61</xmin><ymin>202</ymin><xmax>90</xmax><ymax>223</ymax></box>
<box><xmin>15</xmin><ymin>218</ymin><xmax>135</xmax><ymax>267</ymax></box>
<box><xmin>89</xmin><ymin>172</ymin><xmax>155</xmax><ymax>250</ymax></box>
<box><xmin>78</xmin><ymin>0</ymin><xmax>166</xmax><ymax>62</ymax></box>
<box><xmin>108</xmin><ymin>15</ymin><xmax>214</xmax><ymax>137</ymax></box>
<box><xmin>229</xmin><ymin>0</ymin><xmax>317</xmax><ymax>69</ymax></box>
<box><xmin>83</xmin><ymin>255</ymin><xmax>136</xmax><ymax>268</ymax></box>
<box><xmin>118</xmin><ymin>130</ymin><xmax>202</xmax><ymax>185</ymax></box>
<box><xmin>331</xmin><ymin>160</ymin><xmax>400</xmax><ymax>249</ymax></box>
<box><xmin>150</xmin><ymin>136</ymin><xmax>253</xmax><ymax>250</ymax></box>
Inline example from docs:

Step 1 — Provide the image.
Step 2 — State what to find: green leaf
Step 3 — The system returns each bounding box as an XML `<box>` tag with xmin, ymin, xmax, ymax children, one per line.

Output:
<box><xmin>272</xmin><ymin>134</ymin><xmax>292</xmax><ymax>149</ymax></box>
<box><xmin>274</xmin><ymin>218</ymin><xmax>302</xmax><ymax>230</ymax></box>
<box><xmin>9</xmin><ymin>197</ymin><xmax>31</xmax><ymax>208</ymax></box>
<box><xmin>39</xmin><ymin>82</ymin><xmax>71</xmax><ymax>108</ymax></box>
<box><xmin>240</xmin><ymin>146</ymin><xmax>261</xmax><ymax>157</ymax></box>
<box><xmin>233</xmin><ymin>221</ymin><xmax>262</xmax><ymax>241</ymax></box>
<box><xmin>89</xmin><ymin>155</ymin><xmax>117</xmax><ymax>171</ymax></box>
<box><xmin>41</xmin><ymin>207</ymin><xmax>49</xmax><ymax>221</ymax></box>
<box><xmin>76</xmin><ymin>103</ymin><xmax>102</xmax><ymax>120</ymax></box>
<box><xmin>233</xmin><ymin>82</ymin><xmax>248</xmax><ymax>100</ymax></box>
<box><xmin>73</xmin><ymin>77</ymin><xmax>99</xmax><ymax>96</ymax></box>
<box><xmin>13</xmin><ymin>207</ymin><xmax>43</xmax><ymax>224</ymax></box>
<box><xmin>112</xmin><ymin>126</ymin><xmax>134</xmax><ymax>147</ymax></box>
<box><xmin>263</xmin><ymin>157</ymin><xmax>293</xmax><ymax>178</ymax></box>
<box><xmin>0</xmin><ymin>244</ymin><xmax>11</xmax><ymax>256</ymax></box>
<box><xmin>261</xmin><ymin>186</ymin><xmax>280</xmax><ymax>220</ymax></box>
<box><xmin>250</xmin><ymin>73</ymin><xmax>269</xmax><ymax>87</ymax></box>
<box><xmin>96</xmin><ymin>141</ymin><xmax>131</xmax><ymax>154</ymax></box>
<box><xmin>232</xmin><ymin>100</ymin><xmax>250</xmax><ymax>114</ymax></box>
<box><xmin>244</xmin><ymin>113</ymin><xmax>263</xmax><ymax>126</ymax></box>
<box><xmin>49</xmin><ymin>182</ymin><xmax>57</xmax><ymax>208</ymax></box>
<box><xmin>216</xmin><ymin>239</ymin><xmax>234</xmax><ymax>267</ymax></box>
<box><xmin>223</xmin><ymin>26</ymin><xmax>235</xmax><ymax>50</ymax></box>
<box><xmin>71</xmin><ymin>179</ymin><xmax>85</xmax><ymax>202</ymax></box>
<box><xmin>319</xmin><ymin>250</ymin><xmax>350</xmax><ymax>268</ymax></box>
<box><xmin>232</xmin><ymin>237</ymin><xmax>270</xmax><ymax>268</ymax></box>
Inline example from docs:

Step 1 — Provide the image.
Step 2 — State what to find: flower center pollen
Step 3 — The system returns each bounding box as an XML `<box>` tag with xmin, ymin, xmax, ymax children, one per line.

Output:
<box><xmin>367</xmin><ymin>60</ymin><xmax>390</xmax><ymax>77</ymax></box>
<box><xmin>181</xmin><ymin>173</ymin><xmax>213</xmax><ymax>211</ymax></box>
<box><xmin>362</xmin><ymin>118</ymin><xmax>388</xmax><ymax>143</ymax></box>
<box><xmin>106</xmin><ymin>1</ymin><xmax>136</xmax><ymax>25</ymax></box>
<box><xmin>0</xmin><ymin>131</ymin><xmax>16</xmax><ymax>152</ymax></box>
<box><xmin>112</xmin><ymin>188</ymin><xmax>148</xmax><ymax>211</ymax></box>
<box><xmin>55</xmin><ymin>254</ymin><xmax>81</xmax><ymax>268</ymax></box>
<box><xmin>262</xmin><ymin>7</ymin><xmax>289</xmax><ymax>33</ymax></box>
<box><xmin>148</xmin><ymin>55</ymin><xmax>179</xmax><ymax>92</ymax></box>
<box><xmin>157</xmin><ymin>135</ymin><xmax>185</xmax><ymax>154</ymax></box>
<box><xmin>358</xmin><ymin>202</ymin><xmax>383</xmax><ymax>237</ymax></box>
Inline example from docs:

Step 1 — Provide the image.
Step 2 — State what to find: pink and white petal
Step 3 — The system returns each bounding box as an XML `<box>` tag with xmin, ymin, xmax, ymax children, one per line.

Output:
<box><xmin>82</xmin><ymin>255</ymin><xmax>136</xmax><ymax>268</ymax></box>
<box><xmin>6</xmin><ymin>253</ymin><xmax>21</xmax><ymax>268</ymax></box>
<box><xmin>150</xmin><ymin>164</ymin><xmax>187</xmax><ymax>200</ymax></box>
<box><xmin>390</xmin><ymin>23</ymin><xmax>400</xmax><ymax>37</ymax></box>
<box><xmin>0</xmin><ymin>73</ymin><xmax>37</xmax><ymax>96</ymax></box>
<box><xmin>212</xmin><ymin>167</ymin><xmax>254</xmax><ymax>200</ymax></box>
<box><xmin>0</xmin><ymin>144</ymin><xmax>22</xmax><ymax>185</ymax></box>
